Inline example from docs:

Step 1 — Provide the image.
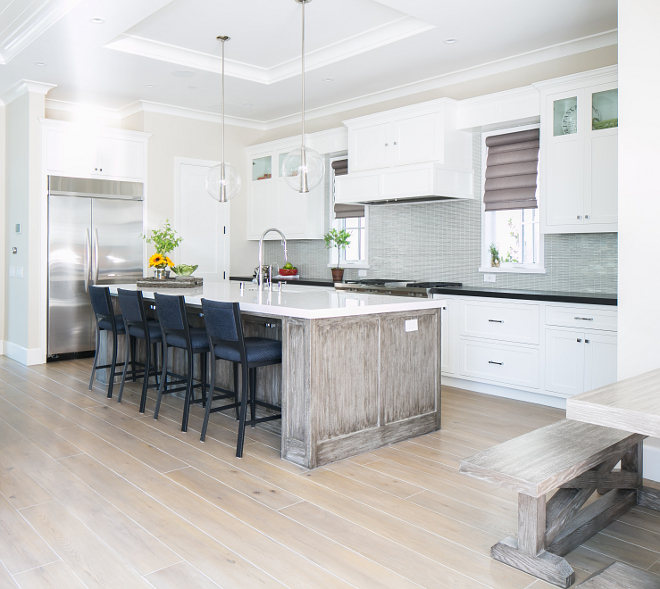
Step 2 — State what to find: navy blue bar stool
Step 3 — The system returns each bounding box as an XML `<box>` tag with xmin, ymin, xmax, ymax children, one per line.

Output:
<box><xmin>200</xmin><ymin>299</ymin><xmax>282</xmax><ymax>458</ymax></box>
<box><xmin>154</xmin><ymin>293</ymin><xmax>209</xmax><ymax>432</ymax></box>
<box><xmin>89</xmin><ymin>285</ymin><xmax>126</xmax><ymax>398</ymax></box>
<box><xmin>116</xmin><ymin>288</ymin><xmax>163</xmax><ymax>413</ymax></box>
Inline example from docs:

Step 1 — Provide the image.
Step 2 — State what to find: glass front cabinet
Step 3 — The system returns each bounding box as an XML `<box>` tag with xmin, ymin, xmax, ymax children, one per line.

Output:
<box><xmin>540</xmin><ymin>67</ymin><xmax>618</xmax><ymax>234</ymax></box>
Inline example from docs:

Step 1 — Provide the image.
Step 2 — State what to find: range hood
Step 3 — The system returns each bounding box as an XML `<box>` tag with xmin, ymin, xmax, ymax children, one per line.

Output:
<box><xmin>335</xmin><ymin>162</ymin><xmax>473</xmax><ymax>205</ymax></box>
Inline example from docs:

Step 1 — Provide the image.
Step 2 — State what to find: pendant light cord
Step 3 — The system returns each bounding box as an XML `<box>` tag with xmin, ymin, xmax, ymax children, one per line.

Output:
<box><xmin>221</xmin><ymin>37</ymin><xmax>226</xmax><ymax>177</ymax></box>
<box><xmin>301</xmin><ymin>0</ymin><xmax>305</xmax><ymax>147</ymax></box>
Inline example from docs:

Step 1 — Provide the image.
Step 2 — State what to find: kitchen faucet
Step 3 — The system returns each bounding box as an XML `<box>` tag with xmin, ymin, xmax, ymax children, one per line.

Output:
<box><xmin>258</xmin><ymin>228</ymin><xmax>287</xmax><ymax>290</ymax></box>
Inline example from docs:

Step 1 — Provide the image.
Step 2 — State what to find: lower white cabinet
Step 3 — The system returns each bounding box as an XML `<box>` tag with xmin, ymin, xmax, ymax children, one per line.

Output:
<box><xmin>459</xmin><ymin>339</ymin><xmax>540</xmax><ymax>389</ymax></box>
<box><xmin>440</xmin><ymin>300</ymin><xmax>457</xmax><ymax>375</ymax></box>
<box><xmin>545</xmin><ymin>328</ymin><xmax>617</xmax><ymax>396</ymax></box>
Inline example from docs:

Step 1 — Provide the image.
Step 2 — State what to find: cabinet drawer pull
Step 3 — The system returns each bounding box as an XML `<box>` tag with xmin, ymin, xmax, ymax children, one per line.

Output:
<box><xmin>574</xmin><ymin>317</ymin><xmax>593</xmax><ymax>321</ymax></box>
<box><xmin>577</xmin><ymin>215</ymin><xmax>582</xmax><ymax>220</ymax></box>
<box><xmin>488</xmin><ymin>361</ymin><xmax>504</xmax><ymax>366</ymax></box>
<box><xmin>577</xmin><ymin>338</ymin><xmax>582</xmax><ymax>343</ymax></box>
<box><xmin>488</xmin><ymin>319</ymin><xmax>504</xmax><ymax>323</ymax></box>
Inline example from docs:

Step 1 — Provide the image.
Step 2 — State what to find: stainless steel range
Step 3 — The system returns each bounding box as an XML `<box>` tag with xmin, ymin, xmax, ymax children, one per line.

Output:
<box><xmin>335</xmin><ymin>279</ymin><xmax>462</xmax><ymax>298</ymax></box>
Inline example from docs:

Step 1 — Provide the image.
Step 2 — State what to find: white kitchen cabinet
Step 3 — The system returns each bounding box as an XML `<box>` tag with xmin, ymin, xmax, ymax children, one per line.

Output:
<box><xmin>537</xmin><ymin>67</ymin><xmax>618</xmax><ymax>234</ymax></box>
<box><xmin>440</xmin><ymin>299</ymin><xmax>458</xmax><ymax>375</ymax></box>
<box><xmin>351</xmin><ymin>123</ymin><xmax>390</xmax><ymax>171</ymax></box>
<box><xmin>245</xmin><ymin>131</ymin><xmax>338</xmax><ymax>241</ymax></box>
<box><xmin>41</xmin><ymin>120</ymin><xmax>148</xmax><ymax>182</ymax></box>
<box><xmin>459</xmin><ymin>300</ymin><xmax>540</xmax><ymax>345</ymax></box>
<box><xmin>545</xmin><ymin>328</ymin><xmax>617</xmax><ymax>397</ymax></box>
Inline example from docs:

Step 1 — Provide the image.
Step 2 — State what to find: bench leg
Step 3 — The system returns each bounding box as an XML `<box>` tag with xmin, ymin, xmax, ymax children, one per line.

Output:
<box><xmin>491</xmin><ymin>440</ymin><xmax>643</xmax><ymax>588</ymax></box>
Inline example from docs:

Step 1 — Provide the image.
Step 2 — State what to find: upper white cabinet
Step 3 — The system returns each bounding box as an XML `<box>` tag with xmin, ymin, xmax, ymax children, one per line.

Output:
<box><xmin>245</xmin><ymin>129</ymin><xmax>346</xmax><ymax>241</ymax></box>
<box><xmin>536</xmin><ymin>67</ymin><xmax>618</xmax><ymax>234</ymax></box>
<box><xmin>336</xmin><ymin>99</ymin><xmax>473</xmax><ymax>205</ymax></box>
<box><xmin>41</xmin><ymin>119</ymin><xmax>149</xmax><ymax>182</ymax></box>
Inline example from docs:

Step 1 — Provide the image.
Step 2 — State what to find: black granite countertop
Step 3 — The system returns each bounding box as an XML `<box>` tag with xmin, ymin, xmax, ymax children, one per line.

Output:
<box><xmin>428</xmin><ymin>286</ymin><xmax>617</xmax><ymax>306</ymax></box>
<box><xmin>229</xmin><ymin>276</ymin><xmax>336</xmax><ymax>288</ymax></box>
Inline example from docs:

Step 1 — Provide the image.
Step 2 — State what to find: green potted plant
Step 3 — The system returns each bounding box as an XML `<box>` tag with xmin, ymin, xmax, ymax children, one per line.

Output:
<box><xmin>324</xmin><ymin>228</ymin><xmax>351</xmax><ymax>282</ymax></box>
<box><xmin>142</xmin><ymin>220</ymin><xmax>183</xmax><ymax>279</ymax></box>
<box><xmin>489</xmin><ymin>243</ymin><xmax>501</xmax><ymax>268</ymax></box>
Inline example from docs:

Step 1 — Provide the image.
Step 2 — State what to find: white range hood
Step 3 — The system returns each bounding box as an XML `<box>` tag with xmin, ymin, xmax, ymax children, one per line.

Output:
<box><xmin>335</xmin><ymin>98</ymin><xmax>474</xmax><ymax>205</ymax></box>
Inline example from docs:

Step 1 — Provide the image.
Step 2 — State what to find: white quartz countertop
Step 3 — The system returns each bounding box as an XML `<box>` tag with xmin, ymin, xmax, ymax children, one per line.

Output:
<box><xmin>108</xmin><ymin>282</ymin><xmax>446</xmax><ymax>319</ymax></box>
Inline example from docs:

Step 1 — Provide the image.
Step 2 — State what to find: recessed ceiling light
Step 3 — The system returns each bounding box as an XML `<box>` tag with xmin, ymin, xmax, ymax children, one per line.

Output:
<box><xmin>243</xmin><ymin>102</ymin><xmax>253</xmax><ymax>107</ymax></box>
<box><xmin>35</xmin><ymin>61</ymin><xmax>46</xmax><ymax>66</ymax></box>
<box><xmin>145</xmin><ymin>84</ymin><xmax>154</xmax><ymax>88</ymax></box>
<box><xmin>188</xmin><ymin>86</ymin><xmax>197</xmax><ymax>90</ymax></box>
<box><xmin>171</xmin><ymin>70</ymin><xmax>196</xmax><ymax>78</ymax></box>
<box><xmin>444</xmin><ymin>38</ymin><xmax>457</xmax><ymax>44</ymax></box>
<box><xmin>90</xmin><ymin>18</ymin><xmax>105</xmax><ymax>24</ymax></box>
<box><xmin>322</xmin><ymin>77</ymin><xmax>334</xmax><ymax>82</ymax></box>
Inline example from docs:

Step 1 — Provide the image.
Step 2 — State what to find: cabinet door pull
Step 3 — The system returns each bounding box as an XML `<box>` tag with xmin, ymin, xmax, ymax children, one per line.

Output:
<box><xmin>585</xmin><ymin>339</ymin><xmax>590</xmax><ymax>344</ymax></box>
<box><xmin>393</xmin><ymin>141</ymin><xmax>398</xmax><ymax>145</ymax></box>
<box><xmin>488</xmin><ymin>361</ymin><xmax>504</xmax><ymax>366</ymax></box>
<box><xmin>385</xmin><ymin>143</ymin><xmax>389</xmax><ymax>147</ymax></box>
<box><xmin>577</xmin><ymin>338</ymin><xmax>582</xmax><ymax>343</ymax></box>
<box><xmin>488</xmin><ymin>319</ymin><xmax>504</xmax><ymax>323</ymax></box>
<box><xmin>585</xmin><ymin>215</ymin><xmax>590</xmax><ymax>219</ymax></box>
<box><xmin>574</xmin><ymin>317</ymin><xmax>593</xmax><ymax>321</ymax></box>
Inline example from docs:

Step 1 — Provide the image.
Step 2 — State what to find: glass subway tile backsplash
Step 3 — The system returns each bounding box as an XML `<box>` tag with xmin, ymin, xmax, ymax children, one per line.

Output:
<box><xmin>265</xmin><ymin>134</ymin><xmax>617</xmax><ymax>293</ymax></box>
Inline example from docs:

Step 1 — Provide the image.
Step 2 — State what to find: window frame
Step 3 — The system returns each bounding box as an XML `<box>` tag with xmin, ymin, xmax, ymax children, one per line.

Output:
<box><xmin>328</xmin><ymin>156</ymin><xmax>370</xmax><ymax>269</ymax></box>
<box><xmin>479</xmin><ymin>123</ymin><xmax>546</xmax><ymax>274</ymax></box>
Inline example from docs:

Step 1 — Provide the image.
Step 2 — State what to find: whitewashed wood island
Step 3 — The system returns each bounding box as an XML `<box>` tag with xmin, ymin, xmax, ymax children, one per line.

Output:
<box><xmin>108</xmin><ymin>283</ymin><xmax>444</xmax><ymax>469</ymax></box>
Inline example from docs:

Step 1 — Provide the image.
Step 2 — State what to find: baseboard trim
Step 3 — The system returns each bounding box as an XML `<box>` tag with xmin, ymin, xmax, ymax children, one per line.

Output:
<box><xmin>0</xmin><ymin>340</ymin><xmax>4</xmax><ymax>356</ymax></box>
<box><xmin>442</xmin><ymin>375</ymin><xmax>566</xmax><ymax>410</ymax></box>
<box><xmin>4</xmin><ymin>341</ymin><xmax>45</xmax><ymax>366</ymax></box>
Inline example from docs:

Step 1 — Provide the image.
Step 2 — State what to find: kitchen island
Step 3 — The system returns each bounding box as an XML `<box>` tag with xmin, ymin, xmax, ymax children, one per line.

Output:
<box><xmin>107</xmin><ymin>283</ymin><xmax>445</xmax><ymax>469</ymax></box>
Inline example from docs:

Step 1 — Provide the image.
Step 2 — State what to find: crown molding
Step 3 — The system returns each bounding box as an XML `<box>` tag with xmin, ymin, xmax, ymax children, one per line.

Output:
<box><xmin>105</xmin><ymin>16</ymin><xmax>434</xmax><ymax>85</ymax></box>
<box><xmin>3</xmin><ymin>79</ymin><xmax>57</xmax><ymax>105</ymax></box>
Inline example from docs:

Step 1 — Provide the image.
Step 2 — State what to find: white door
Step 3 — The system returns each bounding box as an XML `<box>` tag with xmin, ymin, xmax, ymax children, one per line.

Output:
<box><xmin>544</xmin><ymin>328</ymin><xmax>585</xmax><ymax>396</ymax></box>
<box><xmin>176</xmin><ymin>161</ymin><xmax>229</xmax><ymax>282</ymax></box>
<box><xmin>583</xmin><ymin>332</ymin><xmax>617</xmax><ymax>392</ymax></box>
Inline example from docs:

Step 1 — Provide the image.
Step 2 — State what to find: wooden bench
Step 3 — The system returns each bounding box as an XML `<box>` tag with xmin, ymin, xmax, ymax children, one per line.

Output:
<box><xmin>459</xmin><ymin>419</ymin><xmax>645</xmax><ymax>588</ymax></box>
<box><xmin>577</xmin><ymin>561</ymin><xmax>660</xmax><ymax>588</ymax></box>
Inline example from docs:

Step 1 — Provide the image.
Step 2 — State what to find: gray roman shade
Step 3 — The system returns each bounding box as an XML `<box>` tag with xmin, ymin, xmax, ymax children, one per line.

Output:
<box><xmin>484</xmin><ymin>129</ymin><xmax>539</xmax><ymax>212</ymax></box>
<box><xmin>332</xmin><ymin>159</ymin><xmax>365</xmax><ymax>219</ymax></box>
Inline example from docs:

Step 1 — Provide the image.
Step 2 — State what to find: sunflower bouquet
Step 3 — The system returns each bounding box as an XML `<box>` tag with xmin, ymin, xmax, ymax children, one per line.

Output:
<box><xmin>148</xmin><ymin>253</ymin><xmax>174</xmax><ymax>269</ymax></box>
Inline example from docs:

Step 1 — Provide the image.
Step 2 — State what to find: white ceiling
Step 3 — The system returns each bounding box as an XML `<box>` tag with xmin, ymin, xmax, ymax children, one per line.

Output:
<box><xmin>0</xmin><ymin>0</ymin><xmax>617</xmax><ymax>127</ymax></box>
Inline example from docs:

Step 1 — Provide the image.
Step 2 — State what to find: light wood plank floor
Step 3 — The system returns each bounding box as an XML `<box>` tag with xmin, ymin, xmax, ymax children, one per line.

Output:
<box><xmin>0</xmin><ymin>356</ymin><xmax>658</xmax><ymax>589</ymax></box>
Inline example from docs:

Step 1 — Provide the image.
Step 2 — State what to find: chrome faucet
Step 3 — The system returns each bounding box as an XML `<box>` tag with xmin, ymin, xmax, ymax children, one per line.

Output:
<box><xmin>258</xmin><ymin>228</ymin><xmax>287</xmax><ymax>290</ymax></box>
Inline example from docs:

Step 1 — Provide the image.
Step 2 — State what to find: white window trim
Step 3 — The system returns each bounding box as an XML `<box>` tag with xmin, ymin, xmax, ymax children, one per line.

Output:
<box><xmin>480</xmin><ymin>123</ymin><xmax>545</xmax><ymax>274</ymax></box>
<box><xmin>328</xmin><ymin>156</ymin><xmax>370</xmax><ymax>269</ymax></box>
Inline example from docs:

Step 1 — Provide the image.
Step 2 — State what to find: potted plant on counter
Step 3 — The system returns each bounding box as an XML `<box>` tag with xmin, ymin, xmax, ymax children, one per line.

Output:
<box><xmin>142</xmin><ymin>220</ymin><xmax>183</xmax><ymax>279</ymax></box>
<box><xmin>323</xmin><ymin>228</ymin><xmax>351</xmax><ymax>282</ymax></box>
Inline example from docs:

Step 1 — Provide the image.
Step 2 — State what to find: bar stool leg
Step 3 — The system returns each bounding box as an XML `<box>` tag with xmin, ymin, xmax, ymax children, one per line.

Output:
<box><xmin>154</xmin><ymin>345</ymin><xmax>169</xmax><ymax>420</ymax></box>
<box><xmin>236</xmin><ymin>363</ymin><xmax>250</xmax><ymax>458</ymax></box>
<box><xmin>131</xmin><ymin>337</ymin><xmax>137</xmax><ymax>382</ymax></box>
<box><xmin>152</xmin><ymin>342</ymin><xmax>159</xmax><ymax>387</ymax></box>
<box><xmin>200</xmin><ymin>352</ymin><xmax>207</xmax><ymax>407</ymax></box>
<box><xmin>233</xmin><ymin>363</ymin><xmax>240</xmax><ymax>420</ymax></box>
<box><xmin>181</xmin><ymin>349</ymin><xmax>194</xmax><ymax>432</ymax></box>
<box><xmin>139</xmin><ymin>341</ymin><xmax>151</xmax><ymax>414</ymax></box>
<box><xmin>201</xmin><ymin>354</ymin><xmax>216</xmax><ymax>442</ymax></box>
<box><xmin>117</xmin><ymin>332</ymin><xmax>131</xmax><ymax>403</ymax></box>
<box><xmin>89</xmin><ymin>326</ymin><xmax>101</xmax><ymax>390</ymax></box>
<box><xmin>107</xmin><ymin>330</ymin><xmax>118</xmax><ymax>399</ymax></box>
<box><xmin>250</xmin><ymin>367</ymin><xmax>257</xmax><ymax>426</ymax></box>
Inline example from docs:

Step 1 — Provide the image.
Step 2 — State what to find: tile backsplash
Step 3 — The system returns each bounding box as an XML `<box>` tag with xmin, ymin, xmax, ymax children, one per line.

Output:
<box><xmin>265</xmin><ymin>135</ymin><xmax>617</xmax><ymax>294</ymax></box>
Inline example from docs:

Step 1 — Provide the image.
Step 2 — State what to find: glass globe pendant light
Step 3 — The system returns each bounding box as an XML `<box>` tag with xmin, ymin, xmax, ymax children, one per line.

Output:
<box><xmin>206</xmin><ymin>35</ymin><xmax>242</xmax><ymax>202</ymax></box>
<box><xmin>282</xmin><ymin>0</ymin><xmax>324</xmax><ymax>193</ymax></box>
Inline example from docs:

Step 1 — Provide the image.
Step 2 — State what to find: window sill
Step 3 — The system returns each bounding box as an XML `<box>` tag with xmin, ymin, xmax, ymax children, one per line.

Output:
<box><xmin>479</xmin><ymin>266</ymin><xmax>547</xmax><ymax>275</ymax></box>
<box><xmin>327</xmin><ymin>262</ymin><xmax>370</xmax><ymax>269</ymax></box>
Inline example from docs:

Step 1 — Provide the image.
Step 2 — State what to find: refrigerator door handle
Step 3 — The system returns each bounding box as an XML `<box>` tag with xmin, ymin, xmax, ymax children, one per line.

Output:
<box><xmin>93</xmin><ymin>228</ymin><xmax>100</xmax><ymax>284</ymax></box>
<box><xmin>84</xmin><ymin>229</ymin><xmax>91</xmax><ymax>292</ymax></box>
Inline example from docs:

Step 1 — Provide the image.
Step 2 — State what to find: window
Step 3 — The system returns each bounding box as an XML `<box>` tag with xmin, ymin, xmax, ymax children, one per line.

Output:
<box><xmin>481</xmin><ymin>125</ymin><xmax>544</xmax><ymax>273</ymax></box>
<box><xmin>330</xmin><ymin>158</ymin><xmax>369</xmax><ymax>267</ymax></box>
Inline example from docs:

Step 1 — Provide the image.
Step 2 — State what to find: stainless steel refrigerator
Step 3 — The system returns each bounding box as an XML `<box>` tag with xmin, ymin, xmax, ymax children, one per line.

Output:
<box><xmin>48</xmin><ymin>176</ymin><xmax>144</xmax><ymax>357</ymax></box>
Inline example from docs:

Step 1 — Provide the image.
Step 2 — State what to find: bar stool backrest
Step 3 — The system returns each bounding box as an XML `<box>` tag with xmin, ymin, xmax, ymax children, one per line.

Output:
<box><xmin>201</xmin><ymin>299</ymin><xmax>246</xmax><ymax>360</ymax></box>
<box><xmin>154</xmin><ymin>293</ymin><xmax>191</xmax><ymax>347</ymax></box>
<box><xmin>89</xmin><ymin>285</ymin><xmax>115</xmax><ymax>325</ymax></box>
<box><xmin>117</xmin><ymin>288</ymin><xmax>148</xmax><ymax>329</ymax></box>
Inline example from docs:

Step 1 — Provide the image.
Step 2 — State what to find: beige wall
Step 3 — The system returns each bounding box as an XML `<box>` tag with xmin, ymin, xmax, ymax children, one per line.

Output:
<box><xmin>136</xmin><ymin>112</ymin><xmax>263</xmax><ymax>276</ymax></box>
<box><xmin>0</xmin><ymin>105</ymin><xmax>5</xmax><ymax>351</ymax></box>
<box><xmin>618</xmin><ymin>1</ymin><xmax>659</xmax><ymax>379</ymax></box>
<box><xmin>4</xmin><ymin>91</ymin><xmax>45</xmax><ymax>359</ymax></box>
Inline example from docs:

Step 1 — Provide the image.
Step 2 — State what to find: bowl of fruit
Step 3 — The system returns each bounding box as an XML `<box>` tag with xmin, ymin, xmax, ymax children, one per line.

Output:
<box><xmin>279</xmin><ymin>262</ymin><xmax>298</xmax><ymax>277</ymax></box>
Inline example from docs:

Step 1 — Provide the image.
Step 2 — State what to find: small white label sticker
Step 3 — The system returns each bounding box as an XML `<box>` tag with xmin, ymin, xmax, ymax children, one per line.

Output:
<box><xmin>404</xmin><ymin>319</ymin><xmax>418</xmax><ymax>332</ymax></box>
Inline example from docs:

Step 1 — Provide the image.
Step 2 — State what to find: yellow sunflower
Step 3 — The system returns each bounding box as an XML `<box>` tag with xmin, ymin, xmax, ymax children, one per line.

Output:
<box><xmin>165</xmin><ymin>257</ymin><xmax>174</xmax><ymax>267</ymax></box>
<box><xmin>148</xmin><ymin>253</ymin><xmax>165</xmax><ymax>267</ymax></box>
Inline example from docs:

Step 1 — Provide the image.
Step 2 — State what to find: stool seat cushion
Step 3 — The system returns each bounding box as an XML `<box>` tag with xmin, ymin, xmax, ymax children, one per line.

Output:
<box><xmin>128</xmin><ymin>321</ymin><xmax>162</xmax><ymax>341</ymax></box>
<box><xmin>166</xmin><ymin>327</ymin><xmax>209</xmax><ymax>351</ymax></box>
<box><xmin>213</xmin><ymin>337</ymin><xmax>282</xmax><ymax>364</ymax></box>
<box><xmin>99</xmin><ymin>315</ymin><xmax>125</xmax><ymax>332</ymax></box>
